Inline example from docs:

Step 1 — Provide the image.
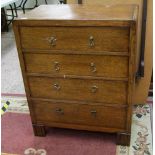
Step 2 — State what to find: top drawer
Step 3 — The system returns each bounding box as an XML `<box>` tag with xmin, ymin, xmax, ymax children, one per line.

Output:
<box><xmin>20</xmin><ymin>27</ymin><xmax>129</xmax><ymax>52</ymax></box>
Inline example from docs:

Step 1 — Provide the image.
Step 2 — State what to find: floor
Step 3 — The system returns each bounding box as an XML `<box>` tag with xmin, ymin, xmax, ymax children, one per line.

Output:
<box><xmin>1</xmin><ymin>11</ymin><xmax>26</xmax><ymax>95</ymax></box>
<box><xmin>1</xmin><ymin>26</ymin><xmax>25</xmax><ymax>94</ymax></box>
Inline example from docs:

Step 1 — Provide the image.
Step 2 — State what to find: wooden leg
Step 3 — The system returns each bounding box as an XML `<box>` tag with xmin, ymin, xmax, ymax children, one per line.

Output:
<box><xmin>32</xmin><ymin>124</ymin><xmax>46</xmax><ymax>137</ymax></box>
<box><xmin>116</xmin><ymin>132</ymin><xmax>131</xmax><ymax>146</ymax></box>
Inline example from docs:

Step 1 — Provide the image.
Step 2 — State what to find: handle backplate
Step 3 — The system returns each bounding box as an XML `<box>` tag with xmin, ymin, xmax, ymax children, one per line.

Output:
<box><xmin>91</xmin><ymin>85</ymin><xmax>98</xmax><ymax>93</ymax></box>
<box><xmin>90</xmin><ymin>110</ymin><xmax>97</xmax><ymax>117</ymax></box>
<box><xmin>90</xmin><ymin>62</ymin><xmax>97</xmax><ymax>73</ymax></box>
<box><xmin>53</xmin><ymin>83</ymin><xmax>61</xmax><ymax>90</ymax></box>
<box><xmin>55</xmin><ymin>108</ymin><xmax>64</xmax><ymax>115</ymax></box>
<box><xmin>48</xmin><ymin>36</ymin><xmax>57</xmax><ymax>46</ymax></box>
<box><xmin>53</xmin><ymin>61</ymin><xmax>60</xmax><ymax>71</ymax></box>
<box><xmin>89</xmin><ymin>36</ymin><xmax>95</xmax><ymax>47</ymax></box>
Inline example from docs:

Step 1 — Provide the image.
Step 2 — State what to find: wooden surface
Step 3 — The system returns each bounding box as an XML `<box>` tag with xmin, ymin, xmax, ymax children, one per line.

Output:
<box><xmin>24</xmin><ymin>54</ymin><xmax>129</xmax><ymax>78</ymax></box>
<box><xmin>20</xmin><ymin>27</ymin><xmax>129</xmax><ymax>52</ymax></box>
<box><xmin>28</xmin><ymin>77</ymin><xmax>127</xmax><ymax>104</ymax></box>
<box><xmin>67</xmin><ymin>0</ymin><xmax>153</xmax><ymax>104</ymax></box>
<box><xmin>117</xmin><ymin>132</ymin><xmax>131</xmax><ymax>146</ymax></box>
<box><xmin>33</xmin><ymin>100</ymin><xmax>127</xmax><ymax>129</ymax></box>
<box><xmin>13</xmin><ymin>4</ymin><xmax>138</xmax><ymax>146</ymax></box>
<box><xmin>16</xmin><ymin>4</ymin><xmax>137</xmax><ymax>21</ymax></box>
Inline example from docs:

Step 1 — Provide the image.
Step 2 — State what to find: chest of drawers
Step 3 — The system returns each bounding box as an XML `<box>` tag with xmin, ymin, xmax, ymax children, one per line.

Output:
<box><xmin>13</xmin><ymin>4</ymin><xmax>138</xmax><ymax>146</ymax></box>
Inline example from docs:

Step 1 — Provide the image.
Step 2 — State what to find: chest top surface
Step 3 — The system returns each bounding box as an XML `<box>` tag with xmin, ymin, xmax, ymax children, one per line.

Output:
<box><xmin>14</xmin><ymin>4</ymin><xmax>138</xmax><ymax>26</ymax></box>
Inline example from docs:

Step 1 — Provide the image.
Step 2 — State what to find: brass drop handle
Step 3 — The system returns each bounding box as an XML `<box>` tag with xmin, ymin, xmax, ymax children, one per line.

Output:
<box><xmin>53</xmin><ymin>83</ymin><xmax>61</xmax><ymax>90</ymax></box>
<box><xmin>54</xmin><ymin>61</ymin><xmax>60</xmax><ymax>71</ymax></box>
<box><xmin>55</xmin><ymin>108</ymin><xmax>64</xmax><ymax>115</ymax></box>
<box><xmin>91</xmin><ymin>85</ymin><xmax>98</xmax><ymax>93</ymax></box>
<box><xmin>48</xmin><ymin>36</ymin><xmax>57</xmax><ymax>46</ymax></box>
<box><xmin>89</xmin><ymin>36</ymin><xmax>95</xmax><ymax>47</ymax></box>
<box><xmin>90</xmin><ymin>62</ymin><xmax>97</xmax><ymax>73</ymax></box>
<box><xmin>90</xmin><ymin>110</ymin><xmax>97</xmax><ymax>117</ymax></box>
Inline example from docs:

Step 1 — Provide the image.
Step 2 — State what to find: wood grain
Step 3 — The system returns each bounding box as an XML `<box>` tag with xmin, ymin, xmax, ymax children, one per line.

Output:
<box><xmin>32</xmin><ymin>124</ymin><xmax>46</xmax><ymax>136</ymax></box>
<box><xmin>28</xmin><ymin>77</ymin><xmax>127</xmax><ymax>104</ymax></box>
<box><xmin>24</xmin><ymin>53</ymin><xmax>129</xmax><ymax>78</ymax></box>
<box><xmin>26</xmin><ymin>73</ymin><xmax>128</xmax><ymax>81</ymax></box>
<box><xmin>20</xmin><ymin>26</ymin><xmax>129</xmax><ymax>52</ymax></box>
<box><xmin>12</xmin><ymin>23</ymin><xmax>36</xmax><ymax>123</ymax></box>
<box><xmin>117</xmin><ymin>132</ymin><xmax>131</xmax><ymax>146</ymax></box>
<box><xmin>13</xmin><ymin>4</ymin><xmax>137</xmax><ymax>23</ymax></box>
<box><xmin>69</xmin><ymin>0</ymin><xmax>153</xmax><ymax>107</ymax></box>
<box><xmin>32</xmin><ymin>100</ymin><xmax>127</xmax><ymax>129</ymax></box>
<box><xmin>13</xmin><ymin>4</ymin><xmax>138</xmax><ymax>146</ymax></box>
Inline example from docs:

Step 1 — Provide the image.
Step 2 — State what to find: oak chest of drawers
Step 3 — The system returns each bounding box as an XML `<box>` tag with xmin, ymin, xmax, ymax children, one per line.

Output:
<box><xmin>13</xmin><ymin>4</ymin><xmax>138</xmax><ymax>146</ymax></box>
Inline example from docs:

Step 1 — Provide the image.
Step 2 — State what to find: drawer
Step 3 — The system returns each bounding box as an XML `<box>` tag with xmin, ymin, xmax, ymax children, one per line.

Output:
<box><xmin>28</xmin><ymin>77</ymin><xmax>127</xmax><ymax>104</ymax></box>
<box><xmin>33</xmin><ymin>101</ymin><xmax>78</xmax><ymax>124</ymax></box>
<box><xmin>20</xmin><ymin>27</ymin><xmax>129</xmax><ymax>52</ymax></box>
<box><xmin>78</xmin><ymin>104</ymin><xmax>126</xmax><ymax>129</ymax></box>
<box><xmin>24</xmin><ymin>53</ymin><xmax>129</xmax><ymax>78</ymax></box>
<box><xmin>32</xmin><ymin>101</ymin><xmax>127</xmax><ymax>129</ymax></box>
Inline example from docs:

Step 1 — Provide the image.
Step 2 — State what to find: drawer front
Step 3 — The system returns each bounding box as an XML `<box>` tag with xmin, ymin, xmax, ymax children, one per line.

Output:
<box><xmin>32</xmin><ymin>101</ymin><xmax>127</xmax><ymax>129</ymax></box>
<box><xmin>20</xmin><ymin>27</ymin><xmax>129</xmax><ymax>52</ymax></box>
<box><xmin>29</xmin><ymin>77</ymin><xmax>127</xmax><ymax>104</ymax></box>
<box><xmin>33</xmin><ymin>101</ymin><xmax>78</xmax><ymax>124</ymax></box>
<box><xmin>25</xmin><ymin>53</ymin><xmax>129</xmax><ymax>78</ymax></box>
<box><xmin>78</xmin><ymin>104</ymin><xmax>126</xmax><ymax>129</ymax></box>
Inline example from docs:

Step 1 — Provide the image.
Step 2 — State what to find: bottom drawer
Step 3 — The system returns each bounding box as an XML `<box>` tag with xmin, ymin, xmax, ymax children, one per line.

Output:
<box><xmin>32</xmin><ymin>101</ymin><xmax>127</xmax><ymax>130</ymax></box>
